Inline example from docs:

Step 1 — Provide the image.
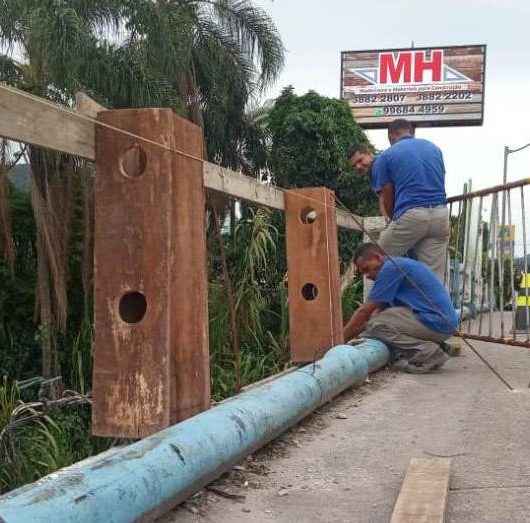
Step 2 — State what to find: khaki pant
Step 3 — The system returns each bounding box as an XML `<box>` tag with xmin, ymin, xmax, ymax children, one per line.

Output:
<box><xmin>362</xmin><ymin>307</ymin><xmax>450</xmax><ymax>365</ymax></box>
<box><xmin>378</xmin><ymin>206</ymin><xmax>450</xmax><ymax>282</ymax></box>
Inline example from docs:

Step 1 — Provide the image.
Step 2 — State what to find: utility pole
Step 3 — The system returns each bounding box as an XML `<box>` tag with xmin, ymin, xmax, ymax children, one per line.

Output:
<box><xmin>503</xmin><ymin>142</ymin><xmax>530</xmax><ymax>184</ymax></box>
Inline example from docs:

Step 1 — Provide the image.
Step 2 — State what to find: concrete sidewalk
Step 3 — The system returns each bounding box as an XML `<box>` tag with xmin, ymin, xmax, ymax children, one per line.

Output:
<box><xmin>161</xmin><ymin>340</ymin><xmax>530</xmax><ymax>522</ymax></box>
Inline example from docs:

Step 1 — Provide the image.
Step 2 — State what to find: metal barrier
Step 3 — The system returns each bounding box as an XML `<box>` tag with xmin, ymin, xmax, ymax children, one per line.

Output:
<box><xmin>446</xmin><ymin>178</ymin><xmax>530</xmax><ymax>346</ymax></box>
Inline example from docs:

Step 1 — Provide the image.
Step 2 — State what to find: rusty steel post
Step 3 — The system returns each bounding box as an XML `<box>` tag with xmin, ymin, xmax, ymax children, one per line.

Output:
<box><xmin>284</xmin><ymin>188</ymin><xmax>343</xmax><ymax>363</ymax></box>
<box><xmin>93</xmin><ymin>109</ymin><xmax>209</xmax><ymax>438</ymax></box>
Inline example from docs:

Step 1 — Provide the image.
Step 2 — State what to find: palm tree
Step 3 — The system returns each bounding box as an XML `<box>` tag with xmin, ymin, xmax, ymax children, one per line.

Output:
<box><xmin>0</xmin><ymin>0</ymin><xmax>283</xmax><ymax>391</ymax></box>
<box><xmin>0</xmin><ymin>139</ymin><xmax>24</xmax><ymax>274</ymax></box>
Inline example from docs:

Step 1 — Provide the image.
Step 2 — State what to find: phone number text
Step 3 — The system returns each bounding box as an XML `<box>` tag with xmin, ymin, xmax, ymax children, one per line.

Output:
<box><xmin>350</xmin><ymin>91</ymin><xmax>473</xmax><ymax>104</ymax></box>
<box><xmin>380</xmin><ymin>105</ymin><xmax>446</xmax><ymax>115</ymax></box>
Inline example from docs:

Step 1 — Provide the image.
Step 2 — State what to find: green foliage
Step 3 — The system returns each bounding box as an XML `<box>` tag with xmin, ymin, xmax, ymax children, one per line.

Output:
<box><xmin>267</xmin><ymin>88</ymin><xmax>376</xmax><ymax>265</ymax></box>
<box><xmin>0</xmin><ymin>375</ymin><xmax>119</xmax><ymax>495</ymax></box>
<box><xmin>209</xmin><ymin>208</ymin><xmax>288</xmax><ymax>400</ymax></box>
<box><xmin>0</xmin><ymin>0</ymin><xmax>284</xmax><ymax>171</ymax></box>
<box><xmin>267</xmin><ymin>87</ymin><xmax>376</xmax><ymax>214</ymax></box>
<box><xmin>0</xmin><ymin>188</ymin><xmax>39</xmax><ymax>379</ymax></box>
<box><xmin>341</xmin><ymin>278</ymin><xmax>364</xmax><ymax>322</ymax></box>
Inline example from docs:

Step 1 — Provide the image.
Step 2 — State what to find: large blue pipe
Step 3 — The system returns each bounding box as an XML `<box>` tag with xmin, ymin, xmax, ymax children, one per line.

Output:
<box><xmin>0</xmin><ymin>341</ymin><xmax>389</xmax><ymax>523</ymax></box>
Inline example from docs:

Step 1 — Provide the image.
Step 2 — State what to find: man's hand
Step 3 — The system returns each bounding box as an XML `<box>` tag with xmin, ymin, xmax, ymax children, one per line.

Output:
<box><xmin>379</xmin><ymin>183</ymin><xmax>394</xmax><ymax>220</ymax></box>
<box><xmin>343</xmin><ymin>302</ymin><xmax>380</xmax><ymax>342</ymax></box>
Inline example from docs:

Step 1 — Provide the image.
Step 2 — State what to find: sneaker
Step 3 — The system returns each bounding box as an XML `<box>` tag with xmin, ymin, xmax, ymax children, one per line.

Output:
<box><xmin>393</xmin><ymin>359</ymin><xmax>431</xmax><ymax>374</ymax></box>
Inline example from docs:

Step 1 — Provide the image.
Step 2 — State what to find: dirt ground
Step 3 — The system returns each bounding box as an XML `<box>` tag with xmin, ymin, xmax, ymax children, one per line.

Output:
<box><xmin>159</xmin><ymin>335</ymin><xmax>530</xmax><ymax>523</ymax></box>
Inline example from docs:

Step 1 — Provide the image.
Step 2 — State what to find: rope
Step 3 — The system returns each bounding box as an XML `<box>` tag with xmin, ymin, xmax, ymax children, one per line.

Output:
<box><xmin>323</xmin><ymin>192</ymin><xmax>336</xmax><ymax>346</ymax></box>
<box><xmin>0</xmin><ymin>83</ymin><xmax>515</xmax><ymax>388</ymax></box>
<box><xmin>0</xmin><ymin>83</ymin><xmax>359</xmax><ymax>220</ymax></box>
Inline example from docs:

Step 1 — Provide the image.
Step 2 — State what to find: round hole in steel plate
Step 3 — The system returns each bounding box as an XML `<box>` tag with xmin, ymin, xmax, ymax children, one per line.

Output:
<box><xmin>119</xmin><ymin>143</ymin><xmax>147</xmax><ymax>178</ymax></box>
<box><xmin>300</xmin><ymin>207</ymin><xmax>318</xmax><ymax>224</ymax></box>
<box><xmin>301</xmin><ymin>283</ymin><xmax>319</xmax><ymax>301</ymax></box>
<box><xmin>119</xmin><ymin>292</ymin><xmax>147</xmax><ymax>324</ymax></box>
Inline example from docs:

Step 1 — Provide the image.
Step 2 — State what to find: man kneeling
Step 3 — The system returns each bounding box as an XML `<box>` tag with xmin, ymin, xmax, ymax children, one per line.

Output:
<box><xmin>344</xmin><ymin>243</ymin><xmax>458</xmax><ymax>373</ymax></box>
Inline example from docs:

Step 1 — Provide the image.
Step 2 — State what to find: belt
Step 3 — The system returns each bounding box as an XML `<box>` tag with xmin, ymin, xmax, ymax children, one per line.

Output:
<box><xmin>419</xmin><ymin>203</ymin><xmax>446</xmax><ymax>209</ymax></box>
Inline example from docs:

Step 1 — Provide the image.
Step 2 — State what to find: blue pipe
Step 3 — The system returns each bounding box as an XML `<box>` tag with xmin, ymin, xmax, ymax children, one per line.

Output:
<box><xmin>0</xmin><ymin>340</ymin><xmax>389</xmax><ymax>523</ymax></box>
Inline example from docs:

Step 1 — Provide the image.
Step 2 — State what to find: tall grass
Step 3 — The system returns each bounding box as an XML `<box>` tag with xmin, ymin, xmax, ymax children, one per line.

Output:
<box><xmin>0</xmin><ymin>377</ymin><xmax>118</xmax><ymax>495</ymax></box>
<box><xmin>209</xmin><ymin>208</ymin><xmax>289</xmax><ymax>400</ymax></box>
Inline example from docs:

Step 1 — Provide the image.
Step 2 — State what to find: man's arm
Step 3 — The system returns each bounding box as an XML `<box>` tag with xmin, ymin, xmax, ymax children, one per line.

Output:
<box><xmin>343</xmin><ymin>302</ymin><xmax>380</xmax><ymax>342</ymax></box>
<box><xmin>379</xmin><ymin>183</ymin><xmax>394</xmax><ymax>220</ymax></box>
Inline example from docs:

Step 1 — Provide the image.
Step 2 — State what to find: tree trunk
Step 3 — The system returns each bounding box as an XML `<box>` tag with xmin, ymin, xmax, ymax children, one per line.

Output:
<box><xmin>80</xmin><ymin>165</ymin><xmax>95</xmax><ymax>320</ymax></box>
<box><xmin>0</xmin><ymin>169</ymin><xmax>15</xmax><ymax>274</ymax></box>
<box><xmin>28</xmin><ymin>147</ymin><xmax>76</xmax><ymax>397</ymax></box>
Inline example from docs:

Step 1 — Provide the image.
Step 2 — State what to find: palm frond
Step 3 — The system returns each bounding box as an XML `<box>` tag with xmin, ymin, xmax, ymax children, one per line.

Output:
<box><xmin>196</xmin><ymin>0</ymin><xmax>284</xmax><ymax>89</ymax></box>
<box><xmin>0</xmin><ymin>54</ymin><xmax>23</xmax><ymax>85</ymax></box>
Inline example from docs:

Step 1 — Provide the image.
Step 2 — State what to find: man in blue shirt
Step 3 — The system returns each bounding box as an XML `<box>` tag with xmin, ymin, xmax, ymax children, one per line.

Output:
<box><xmin>344</xmin><ymin>243</ymin><xmax>457</xmax><ymax>373</ymax></box>
<box><xmin>348</xmin><ymin>119</ymin><xmax>450</xmax><ymax>282</ymax></box>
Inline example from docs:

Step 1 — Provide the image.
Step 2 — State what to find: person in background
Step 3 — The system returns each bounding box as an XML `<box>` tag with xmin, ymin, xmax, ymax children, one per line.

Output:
<box><xmin>348</xmin><ymin>119</ymin><xmax>449</xmax><ymax>282</ymax></box>
<box><xmin>343</xmin><ymin>243</ymin><xmax>457</xmax><ymax>373</ymax></box>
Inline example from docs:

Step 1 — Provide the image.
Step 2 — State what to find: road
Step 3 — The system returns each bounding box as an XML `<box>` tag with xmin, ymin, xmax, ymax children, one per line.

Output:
<box><xmin>160</xmin><ymin>325</ymin><xmax>530</xmax><ymax>522</ymax></box>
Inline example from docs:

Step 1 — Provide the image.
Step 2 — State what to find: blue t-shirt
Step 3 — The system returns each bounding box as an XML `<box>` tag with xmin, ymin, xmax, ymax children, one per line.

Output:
<box><xmin>371</xmin><ymin>136</ymin><xmax>446</xmax><ymax>220</ymax></box>
<box><xmin>368</xmin><ymin>257</ymin><xmax>457</xmax><ymax>335</ymax></box>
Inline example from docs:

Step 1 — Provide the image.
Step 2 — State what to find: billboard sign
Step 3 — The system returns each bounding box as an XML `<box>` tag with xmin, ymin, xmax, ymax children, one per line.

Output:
<box><xmin>341</xmin><ymin>45</ymin><xmax>486</xmax><ymax>128</ymax></box>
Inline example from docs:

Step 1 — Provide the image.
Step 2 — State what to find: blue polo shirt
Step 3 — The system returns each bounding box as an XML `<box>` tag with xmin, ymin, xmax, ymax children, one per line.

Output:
<box><xmin>371</xmin><ymin>136</ymin><xmax>446</xmax><ymax>220</ymax></box>
<box><xmin>368</xmin><ymin>257</ymin><xmax>457</xmax><ymax>335</ymax></box>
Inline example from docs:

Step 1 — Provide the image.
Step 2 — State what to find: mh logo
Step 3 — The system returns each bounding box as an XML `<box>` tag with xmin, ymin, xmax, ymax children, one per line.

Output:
<box><xmin>380</xmin><ymin>50</ymin><xmax>443</xmax><ymax>84</ymax></box>
<box><xmin>348</xmin><ymin>49</ymin><xmax>473</xmax><ymax>85</ymax></box>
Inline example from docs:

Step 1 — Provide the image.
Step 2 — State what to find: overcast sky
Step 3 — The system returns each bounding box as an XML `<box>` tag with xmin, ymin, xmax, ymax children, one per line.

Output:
<box><xmin>254</xmin><ymin>0</ymin><xmax>530</xmax><ymax>198</ymax></box>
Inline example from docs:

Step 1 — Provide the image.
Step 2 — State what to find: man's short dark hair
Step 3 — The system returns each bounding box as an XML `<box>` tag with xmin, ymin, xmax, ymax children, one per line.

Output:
<box><xmin>347</xmin><ymin>142</ymin><xmax>372</xmax><ymax>160</ymax></box>
<box><xmin>353</xmin><ymin>242</ymin><xmax>384</xmax><ymax>263</ymax></box>
<box><xmin>388</xmin><ymin>119</ymin><xmax>414</xmax><ymax>135</ymax></box>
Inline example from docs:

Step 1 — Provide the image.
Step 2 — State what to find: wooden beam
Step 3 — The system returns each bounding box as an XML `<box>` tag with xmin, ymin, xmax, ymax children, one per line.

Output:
<box><xmin>203</xmin><ymin>162</ymin><xmax>363</xmax><ymax>231</ymax></box>
<box><xmin>75</xmin><ymin>92</ymin><xmax>106</xmax><ymax>119</ymax></box>
<box><xmin>0</xmin><ymin>84</ymin><xmax>95</xmax><ymax>159</ymax></box>
<box><xmin>202</xmin><ymin>161</ymin><xmax>284</xmax><ymax>210</ymax></box>
<box><xmin>0</xmin><ymin>85</ymin><xmax>363</xmax><ymax>231</ymax></box>
<box><xmin>390</xmin><ymin>458</ymin><xmax>451</xmax><ymax>523</ymax></box>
